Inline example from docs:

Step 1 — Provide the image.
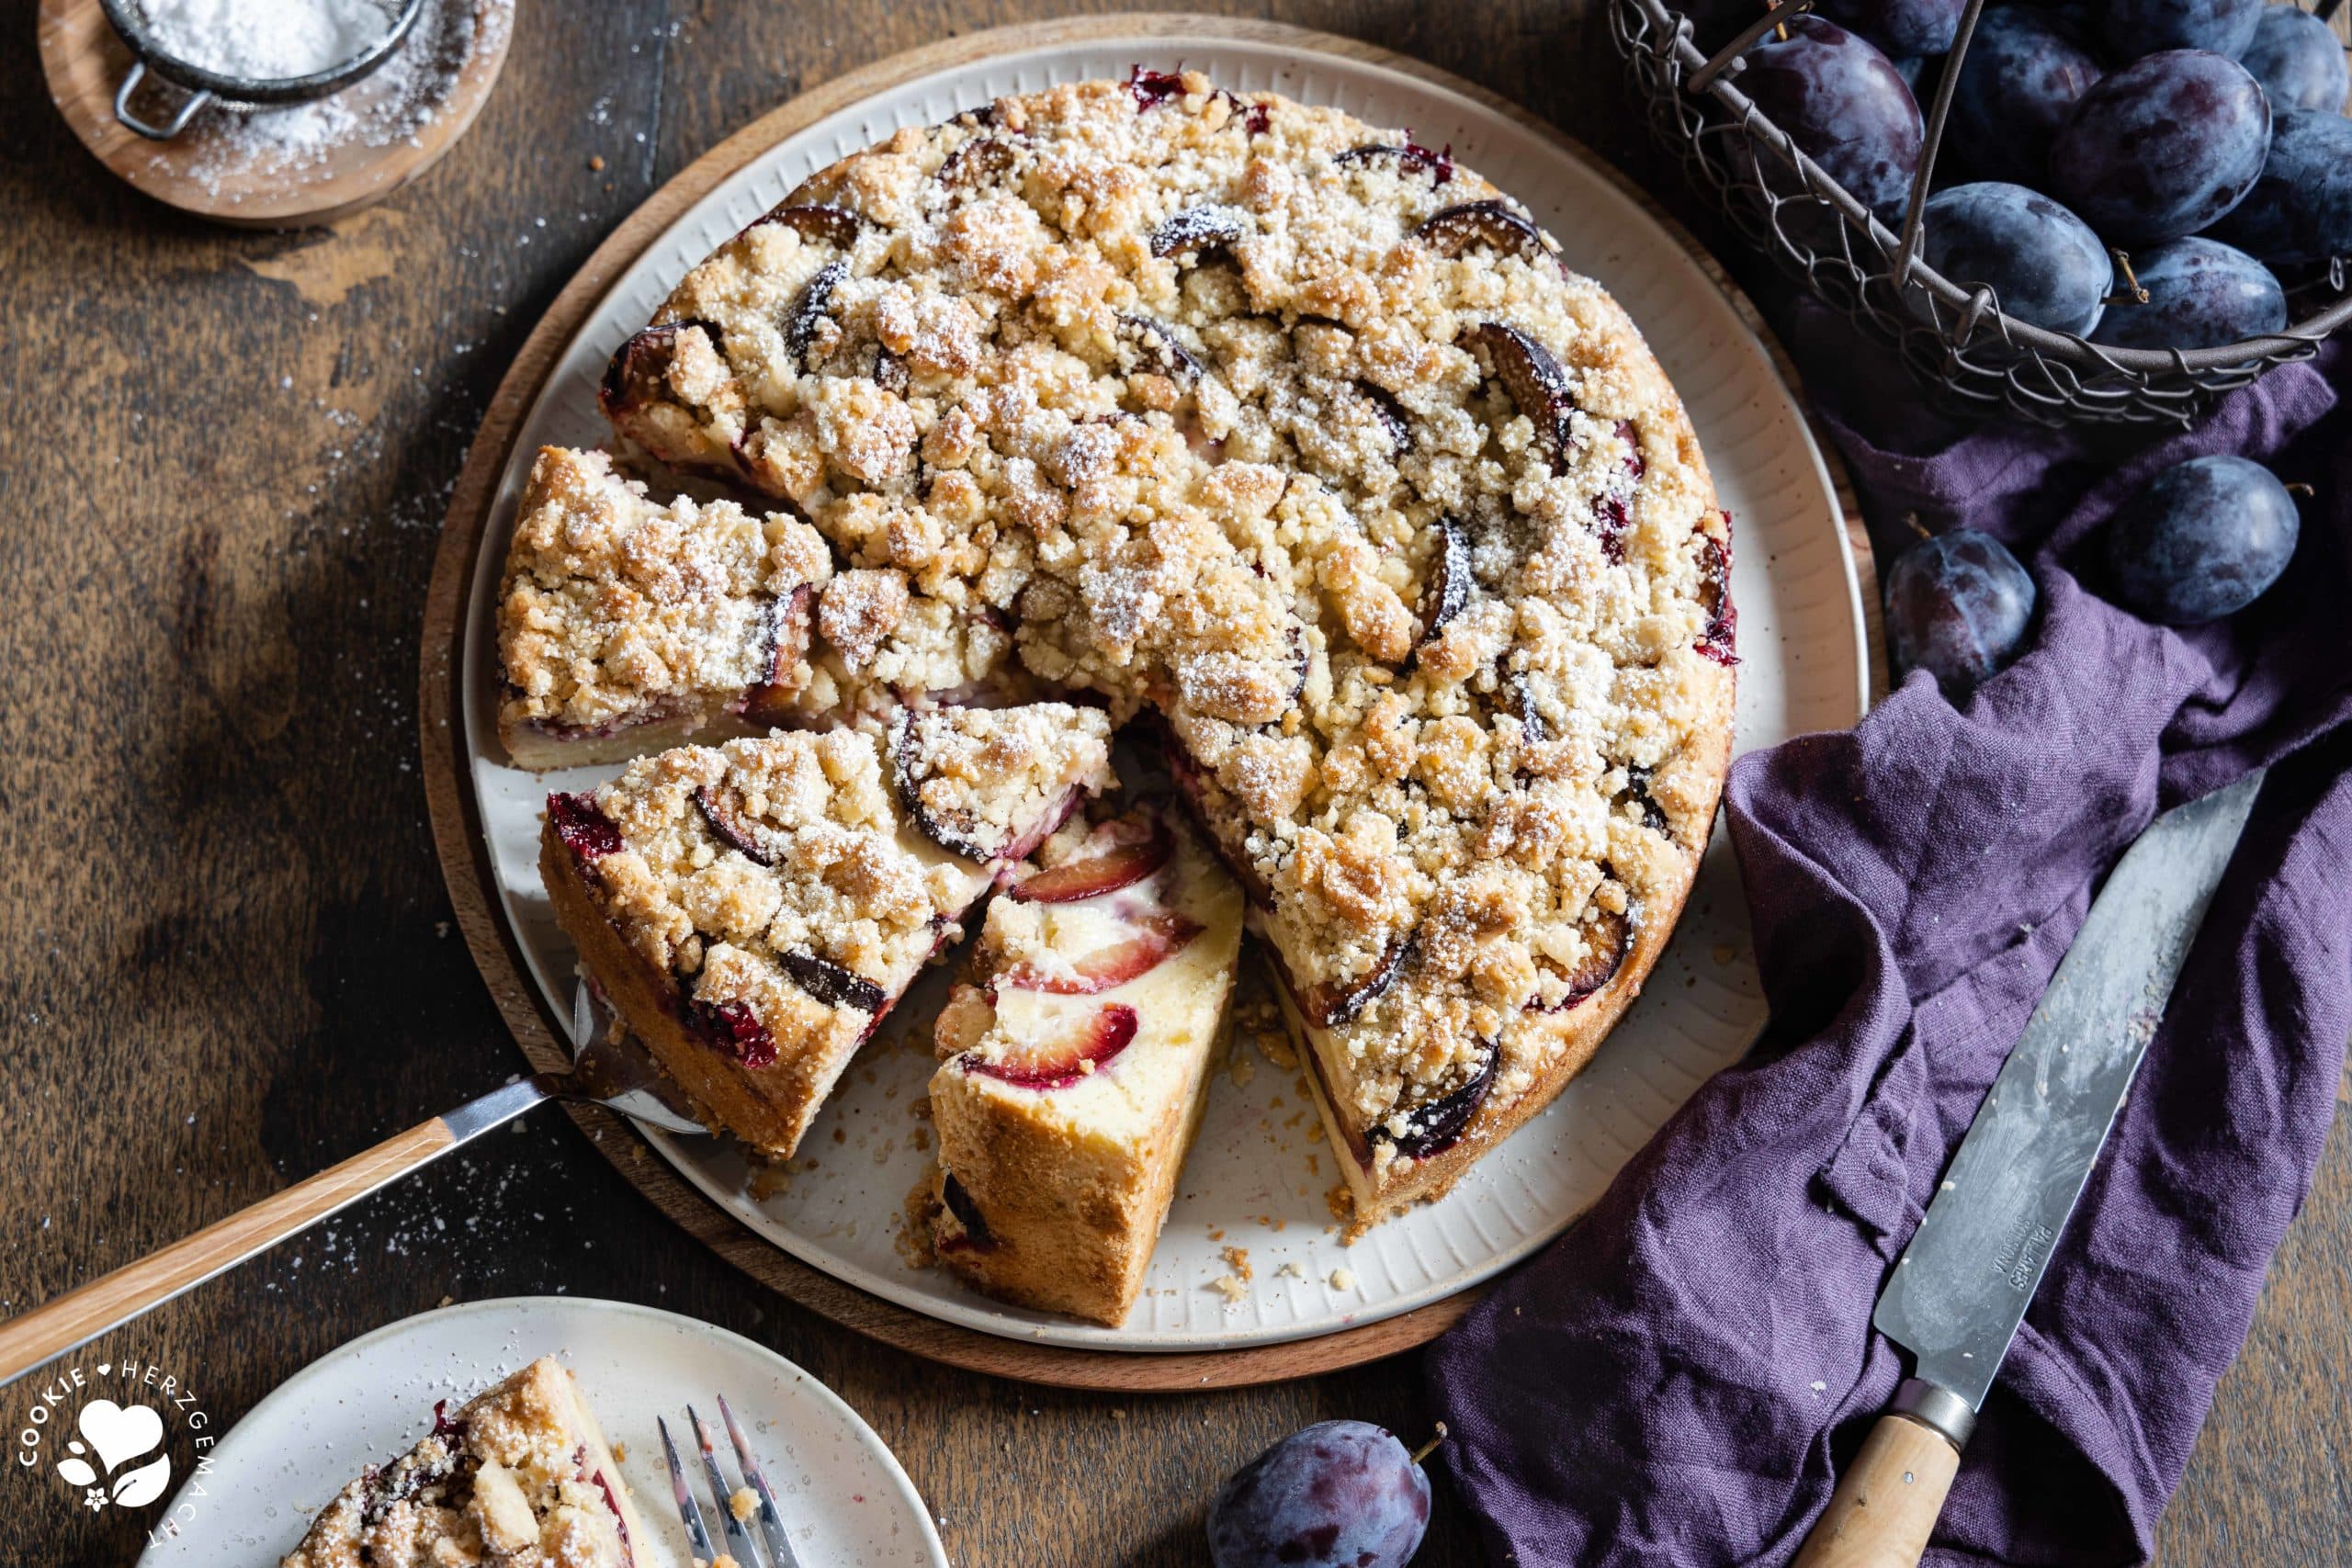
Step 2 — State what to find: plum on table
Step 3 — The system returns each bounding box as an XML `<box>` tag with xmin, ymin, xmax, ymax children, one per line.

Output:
<box><xmin>1883</xmin><ymin>528</ymin><xmax>2036</xmax><ymax>699</ymax></box>
<box><xmin>2106</xmin><ymin>453</ymin><xmax>2300</xmax><ymax>625</ymax></box>
<box><xmin>2212</xmin><ymin>108</ymin><xmax>2352</xmax><ymax>267</ymax></box>
<box><xmin>2239</xmin><ymin>5</ymin><xmax>2350</xmax><ymax>113</ymax></box>
<box><xmin>1738</xmin><ymin>17</ymin><xmax>1926</xmax><ymax>224</ymax></box>
<box><xmin>1919</xmin><ymin>181</ymin><xmax>2112</xmax><ymax>335</ymax></box>
<box><xmin>2098</xmin><ymin>0</ymin><xmax>2264</xmax><ymax>61</ymax></box>
<box><xmin>2048</xmin><ymin>50</ymin><xmax>2270</xmax><ymax>243</ymax></box>
<box><xmin>1206</xmin><ymin>1421</ymin><xmax>1436</xmax><ymax>1568</ymax></box>
<box><xmin>1824</xmin><ymin>0</ymin><xmax>1968</xmax><ymax>61</ymax></box>
<box><xmin>1948</xmin><ymin>6</ymin><xmax>2103</xmax><ymax>186</ymax></box>
<box><xmin>2088</xmin><ymin>236</ymin><xmax>2286</xmax><ymax>349</ymax></box>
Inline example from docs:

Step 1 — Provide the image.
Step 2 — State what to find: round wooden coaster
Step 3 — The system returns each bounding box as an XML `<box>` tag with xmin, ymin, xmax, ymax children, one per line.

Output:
<box><xmin>418</xmin><ymin>13</ymin><xmax>1872</xmax><ymax>1392</ymax></box>
<box><xmin>37</xmin><ymin>0</ymin><xmax>513</xmax><ymax>228</ymax></box>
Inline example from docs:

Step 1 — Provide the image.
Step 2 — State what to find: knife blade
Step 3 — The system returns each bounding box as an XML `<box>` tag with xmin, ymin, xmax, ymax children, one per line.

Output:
<box><xmin>1792</xmin><ymin>768</ymin><xmax>2264</xmax><ymax>1568</ymax></box>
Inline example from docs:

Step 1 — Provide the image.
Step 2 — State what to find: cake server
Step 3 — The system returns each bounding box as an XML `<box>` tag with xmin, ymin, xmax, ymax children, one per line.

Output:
<box><xmin>0</xmin><ymin>983</ymin><xmax>705</xmax><ymax>1388</ymax></box>
<box><xmin>1792</xmin><ymin>769</ymin><xmax>2263</xmax><ymax>1568</ymax></box>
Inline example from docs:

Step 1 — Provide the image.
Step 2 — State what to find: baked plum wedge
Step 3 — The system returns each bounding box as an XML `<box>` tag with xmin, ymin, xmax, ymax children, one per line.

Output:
<box><xmin>1010</xmin><ymin>817</ymin><xmax>1174</xmax><ymax>903</ymax></box>
<box><xmin>1529</xmin><ymin>903</ymin><xmax>1633</xmax><ymax>1011</ymax></box>
<box><xmin>1336</xmin><ymin>141</ymin><xmax>1456</xmax><ymax>184</ymax></box>
<box><xmin>891</xmin><ymin>706</ymin><xmax>1099</xmax><ymax>863</ymax></box>
<box><xmin>994</xmin><ymin>911</ymin><xmax>1203</xmax><ymax>995</ymax></box>
<box><xmin>1150</xmin><ymin>203</ymin><xmax>1251</xmax><ymax>258</ymax></box>
<box><xmin>1464</xmin><ymin>321</ymin><xmax>1581</xmax><ymax>465</ymax></box>
<box><xmin>1300</xmin><ymin>931</ymin><xmax>1417</xmax><ymax>1029</ymax></box>
<box><xmin>1419</xmin><ymin>517</ymin><xmax>1473</xmax><ymax>649</ymax></box>
<box><xmin>1378</xmin><ymin>1048</ymin><xmax>1496</xmax><ymax>1159</ymax></box>
<box><xmin>1416</xmin><ymin>200</ymin><xmax>1558</xmax><ymax>270</ymax></box>
<box><xmin>959</xmin><ymin>1001</ymin><xmax>1139</xmax><ymax>1089</ymax></box>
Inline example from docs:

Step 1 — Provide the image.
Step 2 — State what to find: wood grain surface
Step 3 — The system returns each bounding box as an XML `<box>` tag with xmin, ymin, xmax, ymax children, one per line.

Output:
<box><xmin>0</xmin><ymin>0</ymin><xmax>2344</xmax><ymax>1564</ymax></box>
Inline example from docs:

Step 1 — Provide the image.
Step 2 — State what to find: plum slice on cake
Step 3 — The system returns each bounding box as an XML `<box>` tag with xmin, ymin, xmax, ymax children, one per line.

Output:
<box><xmin>910</xmin><ymin>805</ymin><xmax>1243</xmax><ymax>1325</ymax></box>
<box><xmin>280</xmin><ymin>1357</ymin><xmax>648</xmax><ymax>1568</ymax></box>
<box><xmin>542</xmin><ymin>705</ymin><xmax>1113</xmax><ymax>1157</ymax></box>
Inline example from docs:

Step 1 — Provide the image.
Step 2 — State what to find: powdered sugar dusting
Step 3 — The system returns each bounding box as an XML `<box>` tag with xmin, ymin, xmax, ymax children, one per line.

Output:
<box><xmin>136</xmin><ymin>0</ymin><xmax>397</xmax><ymax>81</ymax></box>
<box><xmin>136</xmin><ymin>0</ymin><xmax>511</xmax><ymax>200</ymax></box>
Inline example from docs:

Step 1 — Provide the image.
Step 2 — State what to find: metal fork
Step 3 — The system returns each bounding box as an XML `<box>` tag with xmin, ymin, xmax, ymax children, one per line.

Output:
<box><xmin>0</xmin><ymin>980</ymin><xmax>706</xmax><ymax>1386</ymax></box>
<box><xmin>660</xmin><ymin>1396</ymin><xmax>805</xmax><ymax>1568</ymax></box>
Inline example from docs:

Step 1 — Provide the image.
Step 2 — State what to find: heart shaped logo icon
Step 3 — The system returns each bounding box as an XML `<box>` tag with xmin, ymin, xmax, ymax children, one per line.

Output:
<box><xmin>76</xmin><ymin>1401</ymin><xmax>164</xmax><ymax>1475</ymax></box>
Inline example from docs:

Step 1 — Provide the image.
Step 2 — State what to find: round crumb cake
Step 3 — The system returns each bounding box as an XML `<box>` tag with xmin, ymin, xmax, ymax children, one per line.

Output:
<box><xmin>578</xmin><ymin>68</ymin><xmax>1736</xmax><ymax>1224</ymax></box>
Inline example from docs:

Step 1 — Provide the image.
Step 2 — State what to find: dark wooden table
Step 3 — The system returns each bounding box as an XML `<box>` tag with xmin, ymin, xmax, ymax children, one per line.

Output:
<box><xmin>3</xmin><ymin>2</ymin><xmax>2346</xmax><ymax>1563</ymax></box>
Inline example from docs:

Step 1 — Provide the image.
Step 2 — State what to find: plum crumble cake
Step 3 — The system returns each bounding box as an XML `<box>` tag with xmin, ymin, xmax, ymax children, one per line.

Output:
<box><xmin>281</xmin><ymin>1357</ymin><xmax>648</xmax><ymax>1568</ymax></box>
<box><xmin>541</xmin><ymin>705</ymin><xmax>1113</xmax><ymax>1157</ymax></box>
<box><xmin>909</xmin><ymin>803</ymin><xmax>1245</xmax><ymax>1324</ymax></box>
<box><xmin>532</xmin><ymin>68</ymin><xmax>1734</xmax><ymax>1240</ymax></box>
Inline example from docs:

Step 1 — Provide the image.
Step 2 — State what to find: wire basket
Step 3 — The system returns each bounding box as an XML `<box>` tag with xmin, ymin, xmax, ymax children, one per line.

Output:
<box><xmin>1611</xmin><ymin>0</ymin><xmax>2352</xmax><ymax>426</ymax></box>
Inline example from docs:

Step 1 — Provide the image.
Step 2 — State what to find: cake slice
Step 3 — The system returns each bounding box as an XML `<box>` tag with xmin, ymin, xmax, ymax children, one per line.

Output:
<box><xmin>910</xmin><ymin>804</ymin><xmax>1244</xmax><ymax>1325</ymax></box>
<box><xmin>543</xmin><ymin>705</ymin><xmax>1114</xmax><ymax>1157</ymax></box>
<box><xmin>281</xmin><ymin>1357</ymin><xmax>648</xmax><ymax>1568</ymax></box>
<box><xmin>495</xmin><ymin>446</ymin><xmax>837</xmax><ymax>769</ymax></box>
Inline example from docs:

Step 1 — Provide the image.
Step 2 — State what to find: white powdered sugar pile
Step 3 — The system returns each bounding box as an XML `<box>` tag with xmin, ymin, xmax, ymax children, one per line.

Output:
<box><xmin>139</xmin><ymin>0</ymin><xmax>512</xmax><ymax>200</ymax></box>
<box><xmin>137</xmin><ymin>0</ymin><xmax>397</xmax><ymax>82</ymax></box>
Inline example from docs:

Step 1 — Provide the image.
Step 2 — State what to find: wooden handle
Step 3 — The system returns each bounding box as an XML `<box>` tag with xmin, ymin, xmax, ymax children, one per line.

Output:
<box><xmin>1792</xmin><ymin>1412</ymin><xmax>1962</xmax><ymax>1568</ymax></box>
<box><xmin>0</xmin><ymin>1118</ymin><xmax>457</xmax><ymax>1387</ymax></box>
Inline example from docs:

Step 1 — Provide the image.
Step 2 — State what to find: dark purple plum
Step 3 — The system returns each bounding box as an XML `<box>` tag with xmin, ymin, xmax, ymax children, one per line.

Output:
<box><xmin>1462</xmin><ymin>321</ymin><xmax>1581</xmax><ymax>463</ymax></box>
<box><xmin>2088</xmin><ymin>236</ymin><xmax>2285</xmax><ymax>349</ymax></box>
<box><xmin>2098</xmin><ymin>0</ymin><xmax>2262</xmax><ymax>61</ymax></box>
<box><xmin>1357</xmin><ymin>380</ymin><xmax>1411</xmax><ymax>455</ymax></box>
<box><xmin>1883</xmin><ymin>529</ymin><xmax>2036</xmax><ymax>699</ymax></box>
<box><xmin>2047</xmin><ymin>51</ymin><xmax>2270</xmax><ymax>243</ymax></box>
<box><xmin>1302</xmin><ymin>933</ymin><xmax>1416</xmax><ymax>1029</ymax></box>
<box><xmin>1419</xmin><ymin>517</ymin><xmax>1473</xmax><ymax>647</ymax></box>
<box><xmin>2211</xmin><ymin>108</ymin><xmax>2352</xmax><ymax>266</ymax></box>
<box><xmin>1379</xmin><ymin>1049</ymin><xmax>1495</xmax><ymax>1158</ymax></box>
<box><xmin>1206</xmin><ymin>1421</ymin><xmax>1432</xmax><ymax>1568</ymax></box>
<box><xmin>779</xmin><ymin>948</ymin><xmax>887</xmax><ymax>1013</ymax></box>
<box><xmin>1334</xmin><ymin>141</ymin><xmax>1457</xmax><ymax>185</ymax></box>
<box><xmin>1413</xmin><ymin>200</ymin><xmax>1557</xmax><ymax>268</ymax></box>
<box><xmin>2239</xmin><ymin>6</ymin><xmax>2350</xmax><ymax>113</ymax></box>
<box><xmin>1114</xmin><ymin>313</ymin><xmax>1203</xmax><ymax>383</ymax></box>
<box><xmin>1948</xmin><ymin>6</ymin><xmax>2103</xmax><ymax>186</ymax></box>
<box><xmin>1738</xmin><ymin>17</ymin><xmax>1927</xmax><ymax>224</ymax></box>
<box><xmin>684</xmin><ymin>997</ymin><xmax>777</xmax><ymax>1067</ymax></box>
<box><xmin>2105</xmin><ymin>454</ymin><xmax>2299</xmax><ymax>625</ymax></box>
<box><xmin>547</xmin><ymin>792</ymin><xmax>622</xmax><ymax>862</ymax></box>
<box><xmin>1150</xmin><ymin>203</ymin><xmax>1251</xmax><ymax>258</ymax></box>
<box><xmin>1921</xmin><ymin>182</ymin><xmax>2111</xmax><ymax>334</ymax></box>
<box><xmin>1825</xmin><ymin>0</ymin><xmax>1967</xmax><ymax>59</ymax></box>
<box><xmin>786</xmin><ymin>258</ymin><xmax>849</xmax><ymax>369</ymax></box>
<box><xmin>1530</xmin><ymin>903</ymin><xmax>1632</xmax><ymax>1010</ymax></box>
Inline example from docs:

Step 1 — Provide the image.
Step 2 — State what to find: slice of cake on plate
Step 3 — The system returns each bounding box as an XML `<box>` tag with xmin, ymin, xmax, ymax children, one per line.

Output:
<box><xmin>909</xmin><ymin>804</ymin><xmax>1244</xmax><ymax>1325</ymax></box>
<box><xmin>281</xmin><ymin>1356</ymin><xmax>647</xmax><ymax>1568</ymax></box>
<box><xmin>495</xmin><ymin>445</ymin><xmax>835</xmax><ymax>769</ymax></box>
<box><xmin>543</xmin><ymin>705</ymin><xmax>1114</xmax><ymax>1157</ymax></box>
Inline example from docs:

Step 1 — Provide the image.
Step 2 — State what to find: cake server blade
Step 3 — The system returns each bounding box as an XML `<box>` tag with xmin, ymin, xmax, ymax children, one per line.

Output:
<box><xmin>1792</xmin><ymin>767</ymin><xmax>2264</xmax><ymax>1567</ymax></box>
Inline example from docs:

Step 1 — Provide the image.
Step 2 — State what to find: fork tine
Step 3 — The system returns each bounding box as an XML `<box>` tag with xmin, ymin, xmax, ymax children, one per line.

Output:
<box><xmin>718</xmin><ymin>1393</ymin><xmax>805</xmax><ymax>1568</ymax></box>
<box><xmin>658</xmin><ymin>1416</ymin><xmax>718</xmax><ymax>1563</ymax></box>
<box><xmin>690</xmin><ymin>1404</ymin><xmax>767</xmax><ymax>1568</ymax></box>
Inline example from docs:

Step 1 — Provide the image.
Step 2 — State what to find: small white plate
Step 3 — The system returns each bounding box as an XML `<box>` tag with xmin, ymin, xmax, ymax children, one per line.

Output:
<box><xmin>137</xmin><ymin>1296</ymin><xmax>947</xmax><ymax>1568</ymax></box>
<box><xmin>455</xmin><ymin>35</ymin><xmax>1869</xmax><ymax>1352</ymax></box>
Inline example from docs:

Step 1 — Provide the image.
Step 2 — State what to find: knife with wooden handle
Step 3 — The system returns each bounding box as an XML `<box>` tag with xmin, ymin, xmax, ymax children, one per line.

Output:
<box><xmin>1792</xmin><ymin>769</ymin><xmax>2265</xmax><ymax>1568</ymax></box>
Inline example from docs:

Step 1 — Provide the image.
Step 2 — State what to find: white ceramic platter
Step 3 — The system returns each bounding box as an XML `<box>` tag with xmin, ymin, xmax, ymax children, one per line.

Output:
<box><xmin>456</xmin><ymin>35</ymin><xmax>1869</xmax><ymax>1352</ymax></box>
<box><xmin>137</xmin><ymin>1296</ymin><xmax>946</xmax><ymax>1568</ymax></box>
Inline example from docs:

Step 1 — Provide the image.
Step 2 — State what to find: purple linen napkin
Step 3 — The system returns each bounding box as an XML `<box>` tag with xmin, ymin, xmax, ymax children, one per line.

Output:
<box><xmin>1426</xmin><ymin>344</ymin><xmax>2352</xmax><ymax>1566</ymax></box>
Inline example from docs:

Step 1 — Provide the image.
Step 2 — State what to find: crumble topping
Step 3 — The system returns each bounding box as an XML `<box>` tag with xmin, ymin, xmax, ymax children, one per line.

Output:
<box><xmin>592</xmin><ymin>73</ymin><xmax>1732</xmax><ymax>1179</ymax></box>
<box><xmin>567</xmin><ymin>706</ymin><xmax>1109</xmax><ymax>1046</ymax></box>
<box><xmin>497</xmin><ymin>446</ymin><xmax>831</xmax><ymax>739</ymax></box>
<box><xmin>281</xmin><ymin>1359</ymin><xmax>633</xmax><ymax>1568</ymax></box>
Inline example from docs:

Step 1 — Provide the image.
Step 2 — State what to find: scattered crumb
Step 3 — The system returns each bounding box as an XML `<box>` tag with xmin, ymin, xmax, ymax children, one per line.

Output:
<box><xmin>911</xmin><ymin>1096</ymin><xmax>933</xmax><ymax>1122</ymax></box>
<box><xmin>729</xmin><ymin>1486</ymin><xmax>758</xmax><ymax>1522</ymax></box>
<box><xmin>1112</xmin><ymin>1407</ymin><xmax>1127</xmax><ymax>1420</ymax></box>
<box><xmin>746</xmin><ymin>1164</ymin><xmax>791</xmax><ymax>1202</ymax></box>
<box><xmin>1712</xmin><ymin>942</ymin><xmax>1737</xmax><ymax>965</ymax></box>
<box><xmin>1220</xmin><ymin>1245</ymin><xmax>1253</xmax><ymax>1282</ymax></box>
<box><xmin>589</xmin><ymin>153</ymin><xmax>605</xmax><ymax>171</ymax></box>
<box><xmin>1325</xmin><ymin>1183</ymin><xmax>1355</xmax><ymax>1224</ymax></box>
<box><xmin>1207</xmin><ymin>1274</ymin><xmax>1249</xmax><ymax>1305</ymax></box>
<box><xmin>909</xmin><ymin>1125</ymin><xmax>932</xmax><ymax>1153</ymax></box>
<box><xmin>1329</xmin><ymin>1268</ymin><xmax>1357</xmax><ymax>1292</ymax></box>
<box><xmin>435</xmin><ymin>1295</ymin><xmax>454</xmax><ymax>1309</ymax></box>
<box><xmin>611</xmin><ymin>1441</ymin><xmax>628</xmax><ymax>1463</ymax></box>
<box><xmin>1275</xmin><ymin>1260</ymin><xmax>1305</xmax><ymax>1280</ymax></box>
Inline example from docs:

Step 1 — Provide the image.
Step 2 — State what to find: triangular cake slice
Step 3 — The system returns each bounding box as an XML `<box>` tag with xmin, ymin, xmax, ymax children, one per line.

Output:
<box><xmin>495</xmin><ymin>446</ymin><xmax>834</xmax><ymax>769</ymax></box>
<box><xmin>496</xmin><ymin>446</ymin><xmax>1024</xmax><ymax>768</ymax></box>
<box><xmin>281</xmin><ymin>1357</ymin><xmax>649</xmax><ymax>1568</ymax></box>
<box><xmin>542</xmin><ymin>705</ymin><xmax>1114</xmax><ymax>1157</ymax></box>
<box><xmin>910</xmin><ymin>803</ymin><xmax>1243</xmax><ymax>1325</ymax></box>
